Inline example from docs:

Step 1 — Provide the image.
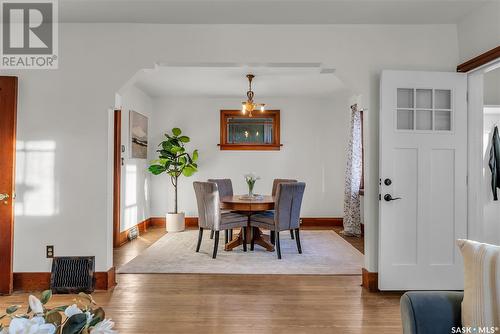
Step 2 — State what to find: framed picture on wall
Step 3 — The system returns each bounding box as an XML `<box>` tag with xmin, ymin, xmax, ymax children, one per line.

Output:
<box><xmin>129</xmin><ymin>110</ymin><xmax>148</xmax><ymax>159</ymax></box>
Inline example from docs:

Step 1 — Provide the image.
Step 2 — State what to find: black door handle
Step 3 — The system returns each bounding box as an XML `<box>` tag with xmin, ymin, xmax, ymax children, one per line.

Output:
<box><xmin>384</xmin><ymin>194</ymin><xmax>402</xmax><ymax>202</ymax></box>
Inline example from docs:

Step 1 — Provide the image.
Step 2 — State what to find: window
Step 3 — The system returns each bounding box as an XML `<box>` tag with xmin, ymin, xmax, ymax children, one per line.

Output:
<box><xmin>219</xmin><ymin>110</ymin><xmax>281</xmax><ymax>150</ymax></box>
<box><xmin>396</xmin><ymin>88</ymin><xmax>452</xmax><ymax>132</ymax></box>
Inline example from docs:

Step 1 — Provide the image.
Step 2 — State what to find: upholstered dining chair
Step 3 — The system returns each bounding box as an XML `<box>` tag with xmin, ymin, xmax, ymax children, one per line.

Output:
<box><xmin>250</xmin><ymin>182</ymin><xmax>306</xmax><ymax>259</ymax></box>
<box><xmin>193</xmin><ymin>181</ymin><xmax>248</xmax><ymax>258</ymax></box>
<box><xmin>271</xmin><ymin>179</ymin><xmax>297</xmax><ymax>240</ymax></box>
<box><xmin>207</xmin><ymin>178</ymin><xmax>234</xmax><ymax>242</ymax></box>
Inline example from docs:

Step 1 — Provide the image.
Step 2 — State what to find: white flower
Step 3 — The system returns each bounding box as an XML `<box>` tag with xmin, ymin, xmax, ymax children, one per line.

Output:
<box><xmin>8</xmin><ymin>317</ymin><xmax>56</xmax><ymax>334</ymax></box>
<box><xmin>28</xmin><ymin>295</ymin><xmax>44</xmax><ymax>314</ymax></box>
<box><xmin>64</xmin><ymin>304</ymin><xmax>82</xmax><ymax>318</ymax></box>
<box><xmin>90</xmin><ymin>319</ymin><xmax>117</xmax><ymax>334</ymax></box>
<box><xmin>244</xmin><ymin>173</ymin><xmax>260</xmax><ymax>181</ymax></box>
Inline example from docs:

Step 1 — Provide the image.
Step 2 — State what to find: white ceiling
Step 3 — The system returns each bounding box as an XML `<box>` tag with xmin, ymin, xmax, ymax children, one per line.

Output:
<box><xmin>131</xmin><ymin>65</ymin><xmax>346</xmax><ymax>98</ymax></box>
<box><xmin>59</xmin><ymin>0</ymin><xmax>489</xmax><ymax>24</ymax></box>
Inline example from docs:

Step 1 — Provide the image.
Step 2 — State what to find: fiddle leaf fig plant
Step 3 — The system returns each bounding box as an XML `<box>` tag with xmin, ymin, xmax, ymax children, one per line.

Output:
<box><xmin>149</xmin><ymin>127</ymin><xmax>198</xmax><ymax>214</ymax></box>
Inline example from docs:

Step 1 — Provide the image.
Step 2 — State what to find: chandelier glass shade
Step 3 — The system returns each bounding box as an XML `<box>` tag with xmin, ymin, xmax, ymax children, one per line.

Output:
<box><xmin>241</xmin><ymin>74</ymin><xmax>265</xmax><ymax>117</ymax></box>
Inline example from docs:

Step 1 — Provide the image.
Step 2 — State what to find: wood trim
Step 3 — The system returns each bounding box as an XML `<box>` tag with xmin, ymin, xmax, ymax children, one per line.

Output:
<box><xmin>0</xmin><ymin>76</ymin><xmax>18</xmax><ymax>295</ymax></box>
<box><xmin>219</xmin><ymin>109</ymin><xmax>281</xmax><ymax>151</ymax></box>
<box><xmin>361</xmin><ymin>268</ymin><xmax>379</xmax><ymax>292</ymax></box>
<box><xmin>218</xmin><ymin>144</ymin><xmax>282</xmax><ymax>151</ymax></box>
<box><xmin>116</xmin><ymin>219</ymin><xmax>150</xmax><ymax>247</ymax></box>
<box><xmin>13</xmin><ymin>267</ymin><xmax>116</xmax><ymax>292</ymax></box>
<box><xmin>94</xmin><ymin>267</ymin><xmax>117</xmax><ymax>290</ymax></box>
<box><xmin>113</xmin><ymin>110</ymin><xmax>121</xmax><ymax>248</ymax></box>
<box><xmin>300</xmin><ymin>217</ymin><xmax>343</xmax><ymax>227</ymax></box>
<box><xmin>457</xmin><ymin>45</ymin><xmax>500</xmax><ymax>72</ymax></box>
<box><xmin>148</xmin><ymin>217</ymin><xmax>166</xmax><ymax>228</ymax></box>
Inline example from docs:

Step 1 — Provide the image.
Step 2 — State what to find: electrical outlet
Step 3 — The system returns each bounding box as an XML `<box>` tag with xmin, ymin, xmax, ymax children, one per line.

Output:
<box><xmin>46</xmin><ymin>245</ymin><xmax>54</xmax><ymax>258</ymax></box>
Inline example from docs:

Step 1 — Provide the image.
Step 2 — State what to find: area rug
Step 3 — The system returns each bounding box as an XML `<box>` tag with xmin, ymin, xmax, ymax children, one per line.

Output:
<box><xmin>117</xmin><ymin>230</ymin><xmax>363</xmax><ymax>275</ymax></box>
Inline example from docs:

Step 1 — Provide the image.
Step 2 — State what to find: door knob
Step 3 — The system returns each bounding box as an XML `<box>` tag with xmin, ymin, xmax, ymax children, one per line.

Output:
<box><xmin>0</xmin><ymin>193</ymin><xmax>9</xmax><ymax>204</ymax></box>
<box><xmin>384</xmin><ymin>178</ymin><xmax>392</xmax><ymax>186</ymax></box>
<box><xmin>384</xmin><ymin>194</ymin><xmax>401</xmax><ymax>202</ymax></box>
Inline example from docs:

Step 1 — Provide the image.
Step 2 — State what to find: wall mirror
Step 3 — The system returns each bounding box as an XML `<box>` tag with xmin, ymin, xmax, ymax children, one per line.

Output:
<box><xmin>219</xmin><ymin>110</ymin><xmax>281</xmax><ymax>150</ymax></box>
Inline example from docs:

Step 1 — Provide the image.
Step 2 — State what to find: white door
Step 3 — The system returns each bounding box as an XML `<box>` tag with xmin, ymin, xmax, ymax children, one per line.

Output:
<box><xmin>379</xmin><ymin>70</ymin><xmax>467</xmax><ymax>290</ymax></box>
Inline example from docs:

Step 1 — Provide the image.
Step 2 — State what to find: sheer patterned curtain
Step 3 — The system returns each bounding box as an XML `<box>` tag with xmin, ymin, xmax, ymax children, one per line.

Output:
<box><xmin>342</xmin><ymin>103</ymin><xmax>362</xmax><ymax>237</ymax></box>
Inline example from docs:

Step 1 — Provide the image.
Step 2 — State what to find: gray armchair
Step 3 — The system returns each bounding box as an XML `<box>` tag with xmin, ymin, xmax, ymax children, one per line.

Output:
<box><xmin>193</xmin><ymin>181</ymin><xmax>248</xmax><ymax>258</ymax></box>
<box><xmin>271</xmin><ymin>178</ymin><xmax>297</xmax><ymax>240</ymax></box>
<box><xmin>207</xmin><ymin>178</ymin><xmax>234</xmax><ymax>242</ymax></box>
<box><xmin>400</xmin><ymin>291</ymin><xmax>463</xmax><ymax>334</ymax></box>
<box><xmin>250</xmin><ymin>182</ymin><xmax>305</xmax><ymax>259</ymax></box>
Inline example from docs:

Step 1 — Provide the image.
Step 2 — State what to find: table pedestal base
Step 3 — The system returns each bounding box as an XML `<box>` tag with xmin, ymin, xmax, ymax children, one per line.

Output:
<box><xmin>224</xmin><ymin>226</ymin><xmax>274</xmax><ymax>252</ymax></box>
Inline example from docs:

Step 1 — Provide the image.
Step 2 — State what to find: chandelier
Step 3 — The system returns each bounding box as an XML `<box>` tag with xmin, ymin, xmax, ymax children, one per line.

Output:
<box><xmin>241</xmin><ymin>74</ymin><xmax>265</xmax><ymax>117</ymax></box>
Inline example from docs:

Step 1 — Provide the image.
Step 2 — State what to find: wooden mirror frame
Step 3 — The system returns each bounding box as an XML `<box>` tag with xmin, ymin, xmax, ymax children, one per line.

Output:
<box><xmin>218</xmin><ymin>109</ymin><xmax>281</xmax><ymax>150</ymax></box>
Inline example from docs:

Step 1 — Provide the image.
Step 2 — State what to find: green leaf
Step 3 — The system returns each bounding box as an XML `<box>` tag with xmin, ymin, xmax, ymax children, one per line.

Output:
<box><xmin>148</xmin><ymin>165</ymin><xmax>166</xmax><ymax>175</ymax></box>
<box><xmin>192</xmin><ymin>149</ymin><xmax>199</xmax><ymax>162</ymax></box>
<box><xmin>172</xmin><ymin>128</ymin><xmax>181</xmax><ymax>136</ymax></box>
<box><xmin>170</xmin><ymin>146</ymin><xmax>184</xmax><ymax>154</ymax></box>
<box><xmin>40</xmin><ymin>290</ymin><xmax>52</xmax><ymax>305</ymax></box>
<box><xmin>178</xmin><ymin>136</ymin><xmax>190</xmax><ymax>143</ymax></box>
<box><xmin>48</xmin><ymin>305</ymin><xmax>69</xmax><ymax>312</ymax></box>
<box><xmin>182</xmin><ymin>166</ymin><xmax>197</xmax><ymax>177</ymax></box>
<box><xmin>62</xmin><ymin>313</ymin><xmax>87</xmax><ymax>334</ymax></box>
<box><xmin>6</xmin><ymin>305</ymin><xmax>19</xmax><ymax>314</ymax></box>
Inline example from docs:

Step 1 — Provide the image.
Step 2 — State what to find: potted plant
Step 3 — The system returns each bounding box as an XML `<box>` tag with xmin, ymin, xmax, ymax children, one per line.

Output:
<box><xmin>149</xmin><ymin>127</ymin><xmax>198</xmax><ymax>232</ymax></box>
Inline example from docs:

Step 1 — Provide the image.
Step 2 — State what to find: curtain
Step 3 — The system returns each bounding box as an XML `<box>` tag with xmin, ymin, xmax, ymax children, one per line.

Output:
<box><xmin>342</xmin><ymin>103</ymin><xmax>362</xmax><ymax>237</ymax></box>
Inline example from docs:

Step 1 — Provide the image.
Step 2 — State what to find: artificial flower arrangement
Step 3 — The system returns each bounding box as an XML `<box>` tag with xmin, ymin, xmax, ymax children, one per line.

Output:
<box><xmin>0</xmin><ymin>290</ymin><xmax>116</xmax><ymax>334</ymax></box>
<box><xmin>244</xmin><ymin>173</ymin><xmax>260</xmax><ymax>197</ymax></box>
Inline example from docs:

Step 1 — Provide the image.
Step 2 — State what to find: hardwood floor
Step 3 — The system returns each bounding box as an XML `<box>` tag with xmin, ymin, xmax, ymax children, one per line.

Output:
<box><xmin>0</xmin><ymin>227</ymin><xmax>402</xmax><ymax>334</ymax></box>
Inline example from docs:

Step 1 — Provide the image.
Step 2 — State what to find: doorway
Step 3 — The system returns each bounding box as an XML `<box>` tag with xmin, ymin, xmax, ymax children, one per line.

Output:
<box><xmin>468</xmin><ymin>58</ymin><xmax>500</xmax><ymax>245</ymax></box>
<box><xmin>0</xmin><ymin>76</ymin><xmax>18</xmax><ymax>295</ymax></box>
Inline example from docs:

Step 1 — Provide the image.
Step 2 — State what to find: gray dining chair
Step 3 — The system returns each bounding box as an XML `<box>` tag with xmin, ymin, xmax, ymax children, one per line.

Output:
<box><xmin>271</xmin><ymin>179</ymin><xmax>297</xmax><ymax>240</ymax></box>
<box><xmin>193</xmin><ymin>181</ymin><xmax>248</xmax><ymax>258</ymax></box>
<box><xmin>207</xmin><ymin>178</ymin><xmax>234</xmax><ymax>242</ymax></box>
<box><xmin>250</xmin><ymin>182</ymin><xmax>306</xmax><ymax>259</ymax></box>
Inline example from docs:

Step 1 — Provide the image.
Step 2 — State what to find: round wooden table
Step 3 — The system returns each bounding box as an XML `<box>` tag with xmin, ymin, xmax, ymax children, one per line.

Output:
<box><xmin>221</xmin><ymin>195</ymin><xmax>275</xmax><ymax>252</ymax></box>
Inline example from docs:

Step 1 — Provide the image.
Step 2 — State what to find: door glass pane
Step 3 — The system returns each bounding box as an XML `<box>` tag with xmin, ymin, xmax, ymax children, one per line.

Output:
<box><xmin>416</xmin><ymin>110</ymin><xmax>432</xmax><ymax>130</ymax></box>
<box><xmin>435</xmin><ymin>90</ymin><xmax>451</xmax><ymax>109</ymax></box>
<box><xmin>435</xmin><ymin>110</ymin><xmax>451</xmax><ymax>131</ymax></box>
<box><xmin>397</xmin><ymin>109</ymin><xmax>414</xmax><ymax>130</ymax></box>
<box><xmin>397</xmin><ymin>88</ymin><xmax>414</xmax><ymax>108</ymax></box>
<box><xmin>227</xmin><ymin>117</ymin><xmax>274</xmax><ymax>144</ymax></box>
<box><xmin>416</xmin><ymin>89</ymin><xmax>432</xmax><ymax>109</ymax></box>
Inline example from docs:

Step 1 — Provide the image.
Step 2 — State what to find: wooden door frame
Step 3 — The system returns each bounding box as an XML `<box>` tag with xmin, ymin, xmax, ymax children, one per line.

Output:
<box><xmin>113</xmin><ymin>109</ymin><xmax>121</xmax><ymax>248</ymax></box>
<box><xmin>0</xmin><ymin>76</ymin><xmax>18</xmax><ymax>295</ymax></box>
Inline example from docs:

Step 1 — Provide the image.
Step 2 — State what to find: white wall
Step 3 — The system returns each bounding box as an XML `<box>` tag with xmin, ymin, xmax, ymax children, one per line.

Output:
<box><xmin>149</xmin><ymin>94</ymin><xmax>351</xmax><ymax>218</ymax></box>
<box><xmin>6</xmin><ymin>23</ymin><xmax>459</xmax><ymax>272</ymax></box>
<box><xmin>482</xmin><ymin>111</ymin><xmax>500</xmax><ymax>245</ymax></box>
<box><xmin>457</xmin><ymin>1</ymin><xmax>500</xmax><ymax>63</ymax></box>
<box><xmin>118</xmin><ymin>85</ymin><xmax>152</xmax><ymax>232</ymax></box>
<box><xmin>484</xmin><ymin>70</ymin><xmax>500</xmax><ymax>106</ymax></box>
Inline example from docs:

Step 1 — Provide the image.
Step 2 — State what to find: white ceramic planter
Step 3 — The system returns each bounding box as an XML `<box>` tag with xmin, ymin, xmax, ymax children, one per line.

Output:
<box><xmin>166</xmin><ymin>212</ymin><xmax>185</xmax><ymax>232</ymax></box>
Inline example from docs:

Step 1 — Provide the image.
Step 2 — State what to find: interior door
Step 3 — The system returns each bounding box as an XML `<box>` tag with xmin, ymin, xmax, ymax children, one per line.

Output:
<box><xmin>0</xmin><ymin>76</ymin><xmax>18</xmax><ymax>295</ymax></box>
<box><xmin>379</xmin><ymin>70</ymin><xmax>467</xmax><ymax>290</ymax></box>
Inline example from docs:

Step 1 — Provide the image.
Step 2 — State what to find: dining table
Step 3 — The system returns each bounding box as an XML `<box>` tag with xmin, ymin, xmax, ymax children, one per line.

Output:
<box><xmin>220</xmin><ymin>195</ymin><xmax>275</xmax><ymax>252</ymax></box>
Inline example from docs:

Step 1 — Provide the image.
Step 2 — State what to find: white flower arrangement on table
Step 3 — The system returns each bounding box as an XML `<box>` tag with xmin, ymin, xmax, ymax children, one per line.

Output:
<box><xmin>0</xmin><ymin>290</ymin><xmax>117</xmax><ymax>334</ymax></box>
<box><xmin>244</xmin><ymin>173</ymin><xmax>260</xmax><ymax>197</ymax></box>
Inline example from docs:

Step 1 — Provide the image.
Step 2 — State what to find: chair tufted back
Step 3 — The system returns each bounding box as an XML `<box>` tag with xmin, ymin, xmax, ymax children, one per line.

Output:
<box><xmin>274</xmin><ymin>182</ymin><xmax>306</xmax><ymax>231</ymax></box>
<box><xmin>193</xmin><ymin>181</ymin><xmax>221</xmax><ymax>231</ymax></box>
<box><xmin>271</xmin><ymin>179</ymin><xmax>297</xmax><ymax>197</ymax></box>
<box><xmin>207</xmin><ymin>179</ymin><xmax>233</xmax><ymax>200</ymax></box>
